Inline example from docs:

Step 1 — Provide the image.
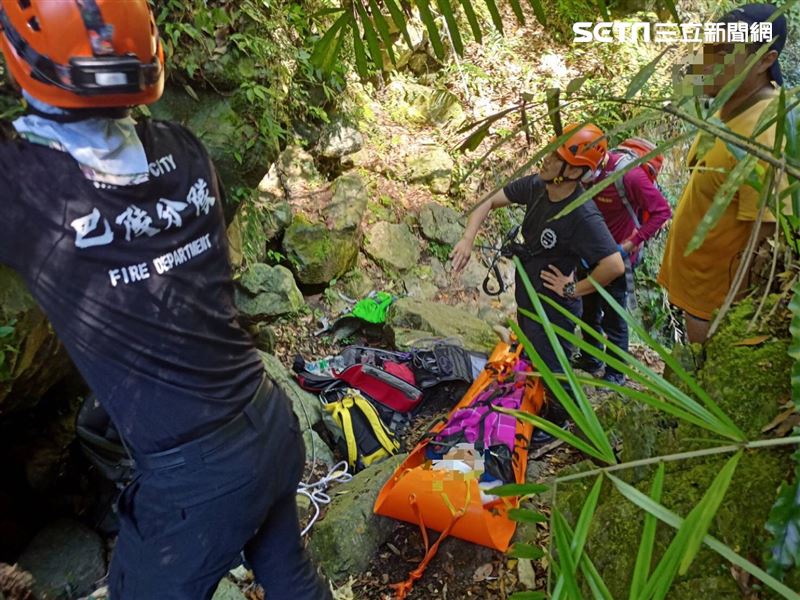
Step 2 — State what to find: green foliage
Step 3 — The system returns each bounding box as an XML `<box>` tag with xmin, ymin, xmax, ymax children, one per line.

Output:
<box><xmin>792</xmin><ymin>277</ymin><xmax>800</xmax><ymax>407</ymax></box>
<box><xmin>155</xmin><ymin>0</ymin><xmax>345</xmax><ymax>157</ymax></box>
<box><xmin>766</xmin><ymin>450</ymin><xmax>800</xmax><ymax>579</ymax></box>
<box><xmin>428</xmin><ymin>240</ymin><xmax>453</xmax><ymax>264</ymax></box>
<box><xmin>0</xmin><ymin>318</ymin><xmax>16</xmax><ymax>380</ymax></box>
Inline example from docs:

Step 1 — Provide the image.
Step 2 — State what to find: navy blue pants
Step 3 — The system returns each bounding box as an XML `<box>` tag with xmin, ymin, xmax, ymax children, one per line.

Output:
<box><xmin>109</xmin><ymin>383</ymin><xmax>331</xmax><ymax>600</ymax></box>
<box><xmin>580</xmin><ymin>273</ymin><xmax>629</xmax><ymax>377</ymax></box>
<box><xmin>517</xmin><ymin>295</ymin><xmax>580</xmax><ymax>425</ymax></box>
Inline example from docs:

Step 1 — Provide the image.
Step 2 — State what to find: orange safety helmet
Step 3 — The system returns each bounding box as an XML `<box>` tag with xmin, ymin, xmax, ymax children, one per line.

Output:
<box><xmin>554</xmin><ymin>123</ymin><xmax>608</xmax><ymax>171</ymax></box>
<box><xmin>0</xmin><ymin>0</ymin><xmax>164</xmax><ymax>109</ymax></box>
<box><xmin>618</xmin><ymin>137</ymin><xmax>664</xmax><ymax>182</ymax></box>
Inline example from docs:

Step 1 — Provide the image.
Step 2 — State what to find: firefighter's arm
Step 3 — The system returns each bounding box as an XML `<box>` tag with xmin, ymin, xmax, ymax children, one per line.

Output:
<box><xmin>540</xmin><ymin>252</ymin><xmax>625</xmax><ymax>299</ymax></box>
<box><xmin>450</xmin><ymin>189</ymin><xmax>510</xmax><ymax>273</ymax></box>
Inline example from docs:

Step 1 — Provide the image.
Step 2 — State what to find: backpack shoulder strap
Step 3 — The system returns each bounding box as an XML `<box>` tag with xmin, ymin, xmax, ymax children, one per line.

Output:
<box><xmin>610</xmin><ymin>151</ymin><xmax>642</xmax><ymax>230</ymax></box>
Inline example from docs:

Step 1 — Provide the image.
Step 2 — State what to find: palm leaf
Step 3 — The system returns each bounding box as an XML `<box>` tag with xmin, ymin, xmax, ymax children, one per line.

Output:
<box><xmin>492</xmin><ymin>482</ymin><xmax>550</xmax><ymax>497</ymax></box>
<box><xmin>661</xmin><ymin>0</ymin><xmax>680</xmax><ymax>23</ymax></box>
<box><xmin>588</xmin><ymin>278</ymin><xmax>746</xmax><ymax>441</ymax></box>
<box><xmin>610</xmin><ymin>469</ymin><xmax>800</xmax><ymax>599</ymax></box>
<box><xmin>526</xmin><ymin>309</ymin><xmax>736</xmax><ymax>438</ymax></box>
<box><xmin>414</xmin><ymin>0</ymin><xmax>445</xmax><ymax>59</ymax></box>
<box><xmin>354</xmin><ymin>1</ymin><xmax>385</xmax><ymax>70</ymax></box>
<box><xmin>525</xmin><ymin>0</ymin><xmax>547</xmax><ymax>24</ymax></box>
<box><xmin>625</xmin><ymin>47</ymin><xmax>671</xmax><ymax>100</ymax></box>
<box><xmin>553</xmin><ymin>476</ymin><xmax>603</xmax><ymax>599</ymax></box>
<box><xmin>367</xmin><ymin>0</ymin><xmax>396</xmax><ymax>64</ymax></box>
<box><xmin>526</xmin><ymin>293</ymin><xmax>741</xmax><ymax>440</ymax></box>
<box><xmin>310</xmin><ymin>11</ymin><xmax>350</xmax><ymax>74</ymax></box>
<box><xmin>507</xmin><ymin>0</ymin><xmax>526</xmax><ymax>25</ymax></box>
<box><xmin>351</xmin><ymin>18</ymin><xmax>369</xmax><ymax>78</ymax></box>
<box><xmin>684</xmin><ymin>153</ymin><xmax>759</xmax><ymax>255</ymax></box>
<box><xmin>551</xmin><ymin>510</ymin><xmax>583</xmax><ymax>600</ymax></box>
<box><xmin>382</xmin><ymin>0</ymin><xmax>412</xmax><ymax>46</ymax></box>
<box><xmin>434</xmin><ymin>0</ymin><xmax>464</xmax><ymax>55</ymax></box>
<box><xmin>629</xmin><ymin>463</ymin><xmax>665</xmax><ymax>600</ymax></box>
<box><xmin>483</xmin><ymin>0</ymin><xmax>504</xmax><ymax>34</ymax></box>
<box><xmin>561</xmin><ymin>519</ymin><xmax>615</xmax><ymax>600</ymax></box>
<box><xmin>457</xmin><ymin>0</ymin><xmax>483</xmax><ymax>43</ymax></box>
<box><xmin>509</xmin><ymin>543</ymin><xmax>546</xmax><ymax>560</ymax></box>
<box><xmin>513</xmin><ymin>257</ymin><xmax>617</xmax><ymax>462</ymax></box>
<box><xmin>678</xmin><ymin>452</ymin><xmax>741</xmax><ymax>574</ymax></box>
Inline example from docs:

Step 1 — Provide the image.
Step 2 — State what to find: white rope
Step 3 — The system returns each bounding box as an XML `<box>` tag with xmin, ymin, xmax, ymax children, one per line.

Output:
<box><xmin>297</xmin><ymin>460</ymin><xmax>353</xmax><ymax>536</ymax></box>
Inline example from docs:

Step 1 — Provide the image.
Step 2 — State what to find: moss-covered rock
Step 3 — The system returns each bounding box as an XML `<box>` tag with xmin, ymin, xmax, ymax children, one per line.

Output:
<box><xmin>235</xmin><ymin>264</ymin><xmax>305</xmax><ymax>318</ymax></box>
<box><xmin>388</xmin><ymin>298</ymin><xmax>497</xmax><ymax>352</ymax></box>
<box><xmin>283</xmin><ymin>216</ymin><xmax>360</xmax><ymax>286</ymax></box>
<box><xmin>405</xmin><ymin>145</ymin><xmax>454</xmax><ymax>195</ymax></box>
<box><xmin>364</xmin><ymin>222</ymin><xmax>421</xmax><ymax>272</ymax></box>
<box><xmin>308</xmin><ymin>454</ymin><xmax>407</xmax><ymax>581</ymax></box>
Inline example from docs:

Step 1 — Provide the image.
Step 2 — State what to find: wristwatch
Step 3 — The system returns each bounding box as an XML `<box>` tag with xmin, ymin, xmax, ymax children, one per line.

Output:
<box><xmin>563</xmin><ymin>281</ymin><xmax>577</xmax><ymax>300</ymax></box>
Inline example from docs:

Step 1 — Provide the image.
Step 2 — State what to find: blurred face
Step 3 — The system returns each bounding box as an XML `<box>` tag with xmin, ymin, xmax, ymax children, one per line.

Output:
<box><xmin>696</xmin><ymin>40</ymin><xmax>777</xmax><ymax>97</ymax></box>
<box><xmin>698</xmin><ymin>42</ymin><xmax>749</xmax><ymax>96</ymax></box>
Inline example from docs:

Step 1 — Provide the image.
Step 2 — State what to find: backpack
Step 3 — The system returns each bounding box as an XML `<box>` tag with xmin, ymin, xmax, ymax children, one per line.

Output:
<box><xmin>293</xmin><ymin>343</ymin><xmax>479</xmax><ymax>414</ymax></box>
<box><xmin>321</xmin><ymin>388</ymin><xmax>400</xmax><ymax>472</ymax></box>
<box><xmin>608</xmin><ymin>137</ymin><xmax>664</xmax><ymax>231</ymax></box>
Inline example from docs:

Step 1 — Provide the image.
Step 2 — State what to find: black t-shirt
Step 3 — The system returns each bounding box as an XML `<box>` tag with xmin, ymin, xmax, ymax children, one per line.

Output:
<box><xmin>0</xmin><ymin>119</ymin><xmax>264</xmax><ymax>453</ymax></box>
<box><xmin>503</xmin><ymin>174</ymin><xmax>618</xmax><ymax>312</ymax></box>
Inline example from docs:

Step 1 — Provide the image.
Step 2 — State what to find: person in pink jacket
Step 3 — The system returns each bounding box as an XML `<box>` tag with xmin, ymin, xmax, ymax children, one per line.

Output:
<box><xmin>572</xmin><ymin>139</ymin><xmax>672</xmax><ymax>385</ymax></box>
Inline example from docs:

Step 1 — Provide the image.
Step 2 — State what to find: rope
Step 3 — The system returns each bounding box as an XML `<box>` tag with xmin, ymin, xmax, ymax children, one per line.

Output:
<box><xmin>297</xmin><ymin>460</ymin><xmax>353</xmax><ymax>536</ymax></box>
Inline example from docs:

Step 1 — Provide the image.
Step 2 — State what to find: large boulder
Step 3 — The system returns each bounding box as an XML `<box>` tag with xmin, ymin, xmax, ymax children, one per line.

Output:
<box><xmin>317</xmin><ymin>119</ymin><xmax>363</xmax><ymax>159</ymax></box>
<box><xmin>308</xmin><ymin>454</ymin><xmax>407</xmax><ymax>581</ymax></box>
<box><xmin>282</xmin><ymin>174</ymin><xmax>368</xmax><ymax>286</ymax></box>
<box><xmin>405</xmin><ymin>145</ymin><xmax>454</xmax><ymax>195</ymax></box>
<box><xmin>388</xmin><ymin>298</ymin><xmax>497</xmax><ymax>352</ymax></box>
<box><xmin>418</xmin><ymin>202</ymin><xmax>464</xmax><ymax>246</ymax></box>
<box><xmin>235</xmin><ymin>264</ymin><xmax>305</xmax><ymax>318</ymax></box>
<box><xmin>283</xmin><ymin>217</ymin><xmax>359</xmax><ymax>286</ymax></box>
<box><xmin>0</xmin><ymin>267</ymin><xmax>73</xmax><ymax>417</ymax></box>
<box><xmin>275</xmin><ymin>145</ymin><xmax>324</xmax><ymax>202</ymax></box>
<box><xmin>17</xmin><ymin>519</ymin><xmax>105</xmax><ymax>600</ymax></box>
<box><xmin>364</xmin><ymin>222</ymin><xmax>421</xmax><ymax>272</ymax></box>
<box><xmin>386</xmin><ymin>81</ymin><xmax>465</xmax><ymax>128</ymax></box>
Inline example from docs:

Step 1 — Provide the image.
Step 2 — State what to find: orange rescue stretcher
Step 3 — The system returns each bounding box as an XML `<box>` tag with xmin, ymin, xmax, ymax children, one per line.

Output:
<box><xmin>373</xmin><ymin>340</ymin><xmax>544</xmax><ymax>598</ymax></box>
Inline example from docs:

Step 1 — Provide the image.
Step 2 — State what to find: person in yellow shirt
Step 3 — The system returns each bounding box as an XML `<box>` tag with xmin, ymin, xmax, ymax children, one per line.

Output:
<box><xmin>658</xmin><ymin>3</ymin><xmax>789</xmax><ymax>343</ymax></box>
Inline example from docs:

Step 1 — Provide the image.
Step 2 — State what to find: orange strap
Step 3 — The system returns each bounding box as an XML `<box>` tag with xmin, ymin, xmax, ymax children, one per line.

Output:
<box><xmin>391</xmin><ymin>491</ymin><xmax>467</xmax><ymax>599</ymax></box>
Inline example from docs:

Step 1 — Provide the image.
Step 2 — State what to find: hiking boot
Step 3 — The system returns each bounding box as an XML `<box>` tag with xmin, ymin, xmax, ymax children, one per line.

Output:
<box><xmin>531</xmin><ymin>421</ymin><xmax>570</xmax><ymax>445</ymax></box>
<box><xmin>603</xmin><ymin>372</ymin><xmax>626</xmax><ymax>387</ymax></box>
<box><xmin>570</xmin><ymin>354</ymin><xmax>604</xmax><ymax>377</ymax></box>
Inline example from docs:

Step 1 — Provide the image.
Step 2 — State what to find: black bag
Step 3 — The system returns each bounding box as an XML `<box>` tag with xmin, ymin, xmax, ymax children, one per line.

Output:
<box><xmin>75</xmin><ymin>396</ymin><xmax>134</xmax><ymax>486</ymax></box>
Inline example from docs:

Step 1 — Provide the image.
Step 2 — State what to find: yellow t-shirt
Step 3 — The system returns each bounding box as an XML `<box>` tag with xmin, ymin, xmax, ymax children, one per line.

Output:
<box><xmin>657</xmin><ymin>92</ymin><xmax>789</xmax><ymax>320</ymax></box>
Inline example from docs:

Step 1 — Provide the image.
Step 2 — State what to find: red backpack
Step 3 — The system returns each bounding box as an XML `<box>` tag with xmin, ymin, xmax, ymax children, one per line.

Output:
<box><xmin>609</xmin><ymin>137</ymin><xmax>664</xmax><ymax>229</ymax></box>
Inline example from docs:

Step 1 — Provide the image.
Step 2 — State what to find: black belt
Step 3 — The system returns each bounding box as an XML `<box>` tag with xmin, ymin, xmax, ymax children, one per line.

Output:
<box><xmin>132</xmin><ymin>377</ymin><xmax>274</xmax><ymax>472</ymax></box>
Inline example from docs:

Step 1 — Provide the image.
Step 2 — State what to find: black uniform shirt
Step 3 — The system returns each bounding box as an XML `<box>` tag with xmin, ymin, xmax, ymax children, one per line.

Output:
<box><xmin>0</xmin><ymin>119</ymin><xmax>264</xmax><ymax>453</ymax></box>
<box><xmin>503</xmin><ymin>174</ymin><xmax>618</xmax><ymax>312</ymax></box>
